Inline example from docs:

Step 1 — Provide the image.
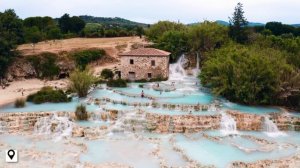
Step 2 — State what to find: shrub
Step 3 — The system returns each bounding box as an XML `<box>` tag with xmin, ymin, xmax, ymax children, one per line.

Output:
<box><xmin>75</xmin><ymin>104</ymin><xmax>88</xmax><ymax>120</ymax></box>
<box><xmin>27</xmin><ymin>52</ymin><xmax>60</xmax><ymax>79</ymax></box>
<box><xmin>69</xmin><ymin>69</ymin><xmax>95</xmax><ymax>97</ymax></box>
<box><xmin>107</xmin><ymin>79</ymin><xmax>127</xmax><ymax>87</ymax></box>
<box><xmin>27</xmin><ymin>87</ymin><xmax>71</xmax><ymax>104</ymax></box>
<box><xmin>15</xmin><ymin>98</ymin><xmax>26</xmax><ymax>108</ymax></box>
<box><xmin>71</xmin><ymin>49</ymin><xmax>105</xmax><ymax>70</ymax></box>
<box><xmin>101</xmin><ymin>69</ymin><xmax>114</xmax><ymax>79</ymax></box>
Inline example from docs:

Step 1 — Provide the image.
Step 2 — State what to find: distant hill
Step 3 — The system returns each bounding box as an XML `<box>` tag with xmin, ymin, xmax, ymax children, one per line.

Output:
<box><xmin>215</xmin><ymin>20</ymin><xmax>265</xmax><ymax>27</ymax></box>
<box><xmin>79</xmin><ymin>15</ymin><xmax>148</xmax><ymax>27</ymax></box>
<box><xmin>188</xmin><ymin>20</ymin><xmax>265</xmax><ymax>27</ymax></box>
<box><xmin>291</xmin><ymin>24</ymin><xmax>300</xmax><ymax>28</ymax></box>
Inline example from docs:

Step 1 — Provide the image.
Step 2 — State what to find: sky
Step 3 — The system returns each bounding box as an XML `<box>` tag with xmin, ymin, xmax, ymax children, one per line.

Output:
<box><xmin>0</xmin><ymin>0</ymin><xmax>299</xmax><ymax>24</ymax></box>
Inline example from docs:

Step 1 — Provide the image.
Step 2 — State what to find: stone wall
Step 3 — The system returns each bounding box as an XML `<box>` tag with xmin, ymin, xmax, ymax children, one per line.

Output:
<box><xmin>227</xmin><ymin>111</ymin><xmax>263</xmax><ymax>131</ymax></box>
<box><xmin>1</xmin><ymin>110</ymin><xmax>300</xmax><ymax>134</ymax></box>
<box><xmin>146</xmin><ymin>113</ymin><xmax>221</xmax><ymax>133</ymax></box>
<box><xmin>0</xmin><ymin>112</ymin><xmax>53</xmax><ymax>133</ymax></box>
<box><xmin>119</xmin><ymin>56</ymin><xmax>169</xmax><ymax>80</ymax></box>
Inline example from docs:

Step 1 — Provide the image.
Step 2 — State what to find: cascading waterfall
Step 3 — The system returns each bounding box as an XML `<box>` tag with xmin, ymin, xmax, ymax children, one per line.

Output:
<box><xmin>169</xmin><ymin>54</ymin><xmax>187</xmax><ymax>80</ymax></box>
<box><xmin>192</xmin><ymin>53</ymin><xmax>200</xmax><ymax>77</ymax></box>
<box><xmin>220</xmin><ymin>111</ymin><xmax>238</xmax><ymax>135</ymax></box>
<box><xmin>34</xmin><ymin>113</ymin><xmax>74</xmax><ymax>141</ymax></box>
<box><xmin>263</xmin><ymin>116</ymin><xmax>286</xmax><ymax>137</ymax></box>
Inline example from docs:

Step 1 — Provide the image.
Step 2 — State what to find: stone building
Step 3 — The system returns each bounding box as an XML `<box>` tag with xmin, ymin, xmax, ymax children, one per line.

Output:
<box><xmin>117</xmin><ymin>48</ymin><xmax>170</xmax><ymax>80</ymax></box>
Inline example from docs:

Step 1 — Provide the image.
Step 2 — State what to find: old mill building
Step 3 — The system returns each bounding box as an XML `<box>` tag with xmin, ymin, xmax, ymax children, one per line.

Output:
<box><xmin>117</xmin><ymin>48</ymin><xmax>170</xmax><ymax>81</ymax></box>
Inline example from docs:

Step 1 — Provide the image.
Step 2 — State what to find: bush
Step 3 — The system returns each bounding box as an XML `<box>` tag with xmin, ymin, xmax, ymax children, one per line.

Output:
<box><xmin>101</xmin><ymin>69</ymin><xmax>114</xmax><ymax>79</ymax></box>
<box><xmin>69</xmin><ymin>69</ymin><xmax>95</xmax><ymax>97</ymax></box>
<box><xmin>75</xmin><ymin>104</ymin><xmax>88</xmax><ymax>120</ymax></box>
<box><xmin>27</xmin><ymin>87</ymin><xmax>71</xmax><ymax>104</ymax></box>
<box><xmin>15</xmin><ymin>98</ymin><xmax>26</xmax><ymax>108</ymax></box>
<box><xmin>200</xmin><ymin>44</ymin><xmax>293</xmax><ymax>105</ymax></box>
<box><xmin>107</xmin><ymin>79</ymin><xmax>127</xmax><ymax>87</ymax></box>
<box><xmin>71</xmin><ymin>49</ymin><xmax>105</xmax><ymax>70</ymax></box>
<box><xmin>27</xmin><ymin>52</ymin><xmax>60</xmax><ymax>79</ymax></box>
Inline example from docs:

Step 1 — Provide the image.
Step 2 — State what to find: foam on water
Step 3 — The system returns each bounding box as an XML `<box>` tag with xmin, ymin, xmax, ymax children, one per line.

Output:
<box><xmin>220</xmin><ymin>111</ymin><xmax>238</xmax><ymax>135</ymax></box>
<box><xmin>263</xmin><ymin>116</ymin><xmax>287</xmax><ymax>137</ymax></box>
<box><xmin>34</xmin><ymin>113</ymin><xmax>74</xmax><ymax>142</ymax></box>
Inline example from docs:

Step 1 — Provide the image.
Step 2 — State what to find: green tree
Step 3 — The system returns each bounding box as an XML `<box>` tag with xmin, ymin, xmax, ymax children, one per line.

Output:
<box><xmin>200</xmin><ymin>44</ymin><xmax>293</xmax><ymax>105</ymax></box>
<box><xmin>58</xmin><ymin>14</ymin><xmax>86</xmax><ymax>34</ymax></box>
<box><xmin>0</xmin><ymin>9</ymin><xmax>23</xmax><ymax>78</ymax></box>
<box><xmin>70</xmin><ymin>16</ymin><xmax>86</xmax><ymax>34</ymax></box>
<box><xmin>58</xmin><ymin>14</ymin><xmax>71</xmax><ymax>33</ymax></box>
<box><xmin>47</xmin><ymin>27</ymin><xmax>62</xmax><ymax>40</ymax></box>
<box><xmin>69</xmin><ymin>69</ymin><xmax>95</xmax><ymax>97</ymax></box>
<box><xmin>83</xmin><ymin>23</ymin><xmax>104</xmax><ymax>37</ymax></box>
<box><xmin>24</xmin><ymin>26</ymin><xmax>44</xmax><ymax>44</ymax></box>
<box><xmin>157</xmin><ymin>30</ymin><xmax>188</xmax><ymax>61</ymax></box>
<box><xmin>24</xmin><ymin>16</ymin><xmax>56</xmax><ymax>32</ymax></box>
<box><xmin>229</xmin><ymin>2</ymin><xmax>248</xmax><ymax>43</ymax></box>
<box><xmin>146</xmin><ymin>21</ymin><xmax>186</xmax><ymax>41</ymax></box>
<box><xmin>265</xmin><ymin>22</ymin><xmax>296</xmax><ymax>36</ymax></box>
<box><xmin>188</xmin><ymin>21</ymin><xmax>229</xmax><ymax>62</ymax></box>
<box><xmin>136</xmin><ymin>26</ymin><xmax>144</xmax><ymax>38</ymax></box>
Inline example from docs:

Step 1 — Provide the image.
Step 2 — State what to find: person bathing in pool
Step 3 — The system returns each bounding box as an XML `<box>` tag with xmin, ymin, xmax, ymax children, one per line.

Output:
<box><xmin>141</xmin><ymin>90</ymin><xmax>144</xmax><ymax>98</ymax></box>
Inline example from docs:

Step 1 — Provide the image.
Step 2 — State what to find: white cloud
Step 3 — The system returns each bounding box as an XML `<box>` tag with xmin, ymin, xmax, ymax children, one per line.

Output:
<box><xmin>0</xmin><ymin>0</ymin><xmax>299</xmax><ymax>24</ymax></box>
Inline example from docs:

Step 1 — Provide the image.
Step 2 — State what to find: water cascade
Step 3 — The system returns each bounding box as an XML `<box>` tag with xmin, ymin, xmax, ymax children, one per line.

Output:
<box><xmin>169</xmin><ymin>54</ymin><xmax>187</xmax><ymax>80</ymax></box>
<box><xmin>110</xmin><ymin>110</ymin><xmax>147</xmax><ymax>133</ymax></box>
<box><xmin>34</xmin><ymin>113</ymin><xmax>74</xmax><ymax>141</ymax></box>
<box><xmin>193</xmin><ymin>53</ymin><xmax>200</xmax><ymax>77</ymax></box>
<box><xmin>220</xmin><ymin>111</ymin><xmax>238</xmax><ymax>135</ymax></box>
<box><xmin>263</xmin><ymin>116</ymin><xmax>286</xmax><ymax>137</ymax></box>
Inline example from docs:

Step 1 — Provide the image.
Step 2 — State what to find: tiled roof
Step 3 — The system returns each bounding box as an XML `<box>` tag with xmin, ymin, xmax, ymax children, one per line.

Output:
<box><xmin>119</xmin><ymin>48</ymin><xmax>171</xmax><ymax>56</ymax></box>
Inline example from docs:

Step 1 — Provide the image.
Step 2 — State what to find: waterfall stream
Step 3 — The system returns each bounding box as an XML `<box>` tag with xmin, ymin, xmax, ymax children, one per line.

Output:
<box><xmin>34</xmin><ymin>113</ymin><xmax>74</xmax><ymax>141</ymax></box>
<box><xmin>263</xmin><ymin>116</ymin><xmax>286</xmax><ymax>137</ymax></box>
<box><xmin>220</xmin><ymin>112</ymin><xmax>238</xmax><ymax>135</ymax></box>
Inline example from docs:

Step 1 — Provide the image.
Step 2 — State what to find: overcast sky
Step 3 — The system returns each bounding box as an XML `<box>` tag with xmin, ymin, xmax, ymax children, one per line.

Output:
<box><xmin>1</xmin><ymin>0</ymin><xmax>299</xmax><ymax>24</ymax></box>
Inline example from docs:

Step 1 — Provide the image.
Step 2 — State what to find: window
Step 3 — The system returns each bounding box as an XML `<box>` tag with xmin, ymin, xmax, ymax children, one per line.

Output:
<box><xmin>130</xmin><ymin>59</ymin><xmax>134</xmax><ymax>64</ymax></box>
<box><xmin>151</xmin><ymin>60</ymin><xmax>155</xmax><ymax>66</ymax></box>
<box><xmin>148</xmin><ymin>73</ymin><xmax>152</xmax><ymax>78</ymax></box>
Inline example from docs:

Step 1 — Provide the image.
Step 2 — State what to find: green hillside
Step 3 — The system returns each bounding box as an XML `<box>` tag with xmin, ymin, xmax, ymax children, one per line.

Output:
<box><xmin>79</xmin><ymin>15</ymin><xmax>148</xmax><ymax>27</ymax></box>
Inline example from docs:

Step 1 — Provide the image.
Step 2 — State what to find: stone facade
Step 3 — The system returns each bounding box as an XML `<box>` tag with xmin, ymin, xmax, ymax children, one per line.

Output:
<box><xmin>118</xmin><ymin>48</ymin><xmax>170</xmax><ymax>80</ymax></box>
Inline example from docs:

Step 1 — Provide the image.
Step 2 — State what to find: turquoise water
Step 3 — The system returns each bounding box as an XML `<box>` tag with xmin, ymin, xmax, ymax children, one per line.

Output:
<box><xmin>222</xmin><ymin>102</ymin><xmax>281</xmax><ymax>114</ymax></box>
<box><xmin>1</xmin><ymin>131</ymin><xmax>300</xmax><ymax>167</ymax></box>
<box><xmin>159</xmin><ymin>93</ymin><xmax>214</xmax><ymax>105</ymax></box>
<box><xmin>0</xmin><ymin>98</ymin><xmax>100</xmax><ymax>113</ymax></box>
<box><xmin>91</xmin><ymin>89</ymin><xmax>151</xmax><ymax>103</ymax></box>
<box><xmin>114</xmin><ymin>87</ymin><xmax>184</xmax><ymax>98</ymax></box>
<box><xmin>0</xmin><ymin>82</ymin><xmax>289</xmax><ymax>115</ymax></box>
<box><xmin>159</xmin><ymin>136</ymin><xmax>187</xmax><ymax>167</ymax></box>
<box><xmin>175</xmin><ymin>133</ymin><xmax>297</xmax><ymax>168</ymax></box>
<box><xmin>80</xmin><ymin>139</ymin><xmax>160</xmax><ymax>168</ymax></box>
<box><xmin>102</xmin><ymin>103</ymin><xmax>134</xmax><ymax>111</ymax></box>
<box><xmin>143</xmin><ymin>108</ymin><xmax>217</xmax><ymax>116</ymax></box>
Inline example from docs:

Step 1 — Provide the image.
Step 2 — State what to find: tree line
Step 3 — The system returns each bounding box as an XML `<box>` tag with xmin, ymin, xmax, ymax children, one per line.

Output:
<box><xmin>0</xmin><ymin>9</ymin><xmax>145</xmax><ymax>79</ymax></box>
<box><xmin>145</xmin><ymin>3</ymin><xmax>300</xmax><ymax>110</ymax></box>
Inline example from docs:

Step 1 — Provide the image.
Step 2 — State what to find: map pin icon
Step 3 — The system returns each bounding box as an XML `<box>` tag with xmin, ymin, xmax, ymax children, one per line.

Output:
<box><xmin>7</xmin><ymin>150</ymin><xmax>15</xmax><ymax>160</ymax></box>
